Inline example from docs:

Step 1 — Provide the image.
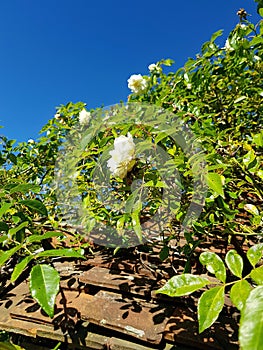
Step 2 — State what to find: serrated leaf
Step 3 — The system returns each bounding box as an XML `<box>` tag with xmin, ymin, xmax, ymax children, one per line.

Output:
<box><xmin>0</xmin><ymin>245</ymin><xmax>22</xmax><ymax>267</ymax></box>
<box><xmin>225</xmin><ymin>250</ymin><xmax>243</xmax><ymax>278</ymax></box>
<box><xmin>247</xmin><ymin>243</ymin><xmax>263</xmax><ymax>267</ymax></box>
<box><xmin>230</xmin><ymin>280</ymin><xmax>251</xmax><ymax>311</ymax></box>
<box><xmin>207</xmin><ymin>173</ymin><xmax>224</xmax><ymax>197</ymax></box>
<box><xmin>251</xmin><ymin>266</ymin><xmax>263</xmax><ymax>285</ymax></box>
<box><xmin>239</xmin><ymin>286</ymin><xmax>263</xmax><ymax>350</ymax></box>
<box><xmin>29</xmin><ymin>264</ymin><xmax>60</xmax><ymax>318</ymax></box>
<box><xmin>156</xmin><ymin>274</ymin><xmax>210</xmax><ymax>297</ymax></box>
<box><xmin>35</xmin><ymin>248</ymin><xmax>85</xmax><ymax>259</ymax></box>
<box><xmin>11</xmin><ymin>255</ymin><xmax>34</xmax><ymax>282</ymax></box>
<box><xmin>10</xmin><ymin>183</ymin><xmax>41</xmax><ymax>194</ymax></box>
<box><xmin>199</xmin><ymin>252</ymin><xmax>226</xmax><ymax>283</ymax></box>
<box><xmin>20</xmin><ymin>199</ymin><xmax>48</xmax><ymax>216</ymax></box>
<box><xmin>198</xmin><ymin>286</ymin><xmax>225</xmax><ymax>333</ymax></box>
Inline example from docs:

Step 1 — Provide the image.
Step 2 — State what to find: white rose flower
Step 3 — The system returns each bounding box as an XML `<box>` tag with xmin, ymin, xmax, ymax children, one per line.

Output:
<box><xmin>79</xmin><ymin>109</ymin><xmax>91</xmax><ymax>125</ymax></box>
<box><xmin>27</xmin><ymin>139</ymin><xmax>35</xmax><ymax>144</ymax></box>
<box><xmin>127</xmin><ymin>74</ymin><xmax>148</xmax><ymax>94</ymax></box>
<box><xmin>54</xmin><ymin>113</ymin><xmax>60</xmax><ymax>119</ymax></box>
<box><xmin>107</xmin><ymin>133</ymin><xmax>136</xmax><ymax>179</ymax></box>
<box><xmin>224</xmin><ymin>38</ymin><xmax>233</xmax><ymax>51</ymax></box>
<box><xmin>148</xmin><ymin>63</ymin><xmax>162</xmax><ymax>73</ymax></box>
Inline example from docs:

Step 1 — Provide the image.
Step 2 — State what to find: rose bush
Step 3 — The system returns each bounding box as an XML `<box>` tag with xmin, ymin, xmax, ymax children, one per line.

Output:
<box><xmin>0</xmin><ymin>3</ymin><xmax>262</xmax><ymax>349</ymax></box>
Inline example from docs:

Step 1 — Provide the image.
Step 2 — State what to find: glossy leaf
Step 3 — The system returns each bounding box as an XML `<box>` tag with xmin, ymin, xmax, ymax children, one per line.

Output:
<box><xmin>247</xmin><ymin>243</ymin><xmax>263</xmax><ymax>267</ymax></box>
<box><xmin>230</xmin><ymin>280</ymin><xmax>251</xmax><ymax>311</ymax></box>
<box><xmin>251</xmin><ymin>266</ymin><xmax>263</xmax><ymax>285</ymax></box>
<box><xmin>199</xmin><ymin>252</ymin><xmax>226</xmax><ymax>283</ymax></box>
<box><xmin>29</xmin><ymin>264</ymin><xmax>60</xmax><ymax>318</ymax></box>
<box><xmin>0</xmin><ymin>342</ymin><xmax>23</xmax><ymax>350</ymax></box>
<box><xmin>225</xmin><ymin>250</ymin><xmax>243</xmax><ymax>278</ymax></box>
<box><xmin>198</xmin><ymin>286</ymin><xmax>225</xmax><ymax>333</ymax></box>
<box><xmin>156</xmin><ymin>274</ymin><xmax>210</xmax><ymax>297</ymax></box>
<box><xmin>239</xmin><ymin>286</ymin><xmax>263</xmax><ymax>350</ymax></box>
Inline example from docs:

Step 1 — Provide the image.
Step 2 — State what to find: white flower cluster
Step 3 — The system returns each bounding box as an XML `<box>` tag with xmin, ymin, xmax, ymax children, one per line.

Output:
<box><xmin>79</xmin><ymin>109</ymin><xmax>91</xmax><ymax>125</ymax></box>
<box><xmin>107</xmin><ymin>133</ymin><xmax>136</xmax><ymax>179</ymax></box>
<box><xmin>127</xmin><ymin>74</ymin><xmax>148</xmax><ymax>94</ymax></box>
<box><xmin>148</xmin><ymin>63</ymin><xmax>162</xmax><ymax>73</ymax></box>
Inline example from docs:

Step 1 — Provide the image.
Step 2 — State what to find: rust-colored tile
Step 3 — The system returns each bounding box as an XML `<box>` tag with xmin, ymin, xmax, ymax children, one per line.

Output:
<box><xmin>80</xmin><ymin>290</ymin><xmax>172</xmax><ymax>344</ymax></box>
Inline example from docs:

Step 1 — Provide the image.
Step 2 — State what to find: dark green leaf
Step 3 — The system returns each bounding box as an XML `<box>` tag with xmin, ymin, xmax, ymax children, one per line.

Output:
<box><xmin>199</xmin><ymin>252</ymin><xmax>226</xmax><ymax>283</ymax></box>
<box><xmin>159</xmin><ymin>245</ymin><xmax>169</xmax><ymax>261</ymax></box>
<box><xmin>29</xmin><ymin>264</ymin><xmax>60</xmax><ymax>318</ymax></box>
<box><xmin>239</xmin><ymin>286</ymin><xmax>263</xmax><ymax>350</ymax></box>
<box><xmin>0</xmin><ymin>222</ymin><xmax>9</xmax><ymax>231</ymax></box>
<box><xmin>20</xmin><ymin>200</ymin><xmax>48</xmax><ymax>216</ymax></box>
<box><xmin>230</xmin><ymin>280</ymin><xmax>251</xmax><ymax>311</ymax></box>
<box><xmin>10</xmin><ymin>183</ymin><xmax>41</xmax><ymax>194</ymax></box>
<box><xmin>198</xmin><ymin>286</ymin><xmax>225</xmax><ymax>333</ymax></box>
<box><xmin>225</xmin><ymin>250</ymin><xmax>243</xmax><ymax>278</ymax></box>
<box><xmin>156</xmin><ymin>274</ymin><xmax>210</xmax><ymax>297</ymax></box>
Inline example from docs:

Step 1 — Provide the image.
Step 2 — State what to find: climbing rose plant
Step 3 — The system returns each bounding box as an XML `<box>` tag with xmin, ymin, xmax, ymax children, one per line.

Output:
<box><xmin>0</xmin><ymin>4</ymin><xmax>262</xmax><ymax>350</ymax></box>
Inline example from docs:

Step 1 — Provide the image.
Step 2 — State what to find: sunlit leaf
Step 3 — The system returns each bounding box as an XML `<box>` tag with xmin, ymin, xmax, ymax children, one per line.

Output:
<box><xmin>198</xmin><ymin>286</ymin><xmax>225</xmax><ymax>333</ymax></box>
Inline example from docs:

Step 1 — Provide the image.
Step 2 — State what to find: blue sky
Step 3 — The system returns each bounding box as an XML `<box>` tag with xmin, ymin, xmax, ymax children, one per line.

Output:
<box><xmin>0</xmin><ymin>0</ymin><xmax>260</xmax><ymax>142</ymax></box>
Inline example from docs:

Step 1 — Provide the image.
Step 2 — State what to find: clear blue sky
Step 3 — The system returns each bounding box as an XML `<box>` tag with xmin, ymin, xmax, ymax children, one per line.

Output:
<box><xmin>0</xmin><ymin>0</ymin><xmax>260</xmax><ymax>142</ymax></box>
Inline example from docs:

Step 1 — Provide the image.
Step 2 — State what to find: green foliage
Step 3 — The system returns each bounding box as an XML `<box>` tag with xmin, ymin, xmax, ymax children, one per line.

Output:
<box><xmin>156</xmin><ymin>245</ymin><xmax>263</xmax><ymax>348</ymax></box>
<box><xmin>30</xmin><ymin>264</ymin><xmax>60</xmax><ymax>318</ymax></box>
<box><xmin>0</xmin><ymin>5</ymin><xmax>262</xmax><ymax>349</ymax></box>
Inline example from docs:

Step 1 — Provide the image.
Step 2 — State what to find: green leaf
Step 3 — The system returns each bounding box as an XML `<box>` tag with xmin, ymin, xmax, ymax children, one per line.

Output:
<box><xmin>20</xmin><ymin>199</ymin><xmax>48</xmax><ymax>216</ymax></box>
<box><xmin>239</xmin><ymin>286</ymin><xmax>263</xmax><ymax>350</ymax></box>
<box><xmin>159</xmin><ymin>245</ymin><xmax>169</xmax><ymax>261</ymax></box>
<box><xmin>29</xmin><ymin>264</ymin><xmax>60</xmax><ymax>318</ymax></box>
<box><xmin>251</xmin><ymin>266</ymin><xmax>263</xmax><ymax>285</ymax></box>
<box><xmin>0</xmin><ymin>245</ymin><xmax>22</xmax><ymax>267</ymax></box>
<box><xmin>156</xmin><ymin>274</ymin><xmax>210</xmax><ymax>297</ymax></box>
<box><xmin>210</xmin><ymin>29</ymin><xmax>223</xmax><ymax>42</ymax></box>
<box><xmin>225</xmin><ymin>250</ymin><xmax>243</xmax><ymax>278</ymax></box>
<box><xmin>0</xmin><ymin>342</ymin><xmax>23</xmax><ymax>350</ymax></box>
<box><xmin>247</xmin><ymin>243</ymin><xmax>263</xmax><ymax>267</ymax></box>
<box><xmin>199</xmin><ymin>252</ymin><xmax>226</xmax><ymax>283</ymax></box>
<box><xmin>0</xmin><ymin>202</ymin><xmax>13</xmax><ymax>219</ymax></box>
<box><xmin>198</xmin><ymin>286</ymin><xmax>225</xmax><ymax>333</ymax></box>
<box><xmin>230</xmin><ymin>280</ymin><xmax>251</xmax><ymax>311</ymax></box>
<box><xmin>8</xmin><ymin>221</ymin><xmax>28</xmax><ymax>237</ymax></box>
<box><xmin>0</xmin><ymin>221</ymin><xmax>9</xmax><ymax>231</ymax></box>
<box><xmin>11</xmin><ymin>255</ymin><xmax>34</xmax><ymax>282</ymax></box>
<box><xmin>10</xmin><ymin>183</ymin><xmax>41</xmax><ymax>194</ymax></box>
<box><xmin>26</xmin><ymin>231</ymin><xmax>64</xmax><ymax>244</ymax></box>
<box><xmin>35</xmin><ymin>248</ymin><xmax>85</xmax><ymax>259</ymax></box>
<box><xmin>207</xmin><ymin>173</ymin><xmax>224</xmax><ymax>197</ymax></box>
